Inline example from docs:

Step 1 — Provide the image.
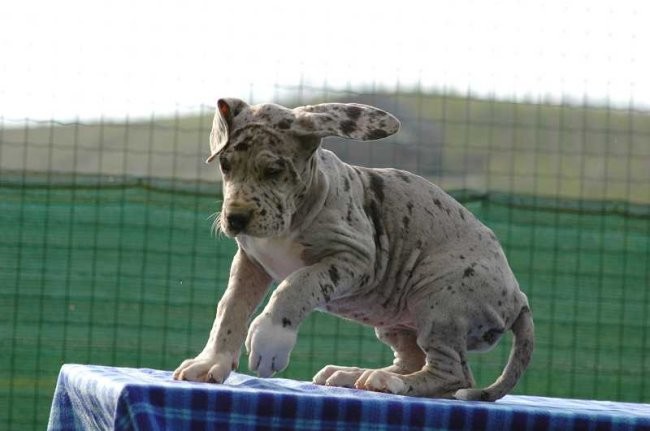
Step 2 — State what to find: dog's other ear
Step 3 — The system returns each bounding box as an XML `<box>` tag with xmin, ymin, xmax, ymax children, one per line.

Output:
<box><xmin>291</xmin><ymin>103</ymin><xmax>400</xmax><ymax>141</ymax></box>
<box><xmin>206</xmin><ymin>98</ymin><xmax>249</xmax><ymax>163</ymax></box>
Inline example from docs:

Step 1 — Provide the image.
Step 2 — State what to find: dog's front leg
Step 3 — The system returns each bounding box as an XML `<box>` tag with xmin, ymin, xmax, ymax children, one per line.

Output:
<box><xmin>173</xmin><ymin>248</ymin><xmax>271</xmax><ymax>383</ymax></box>
<box><xmin>245</xmin><ymin>257</ymin><xmax>356</xmax><ymax>378</ymax></box>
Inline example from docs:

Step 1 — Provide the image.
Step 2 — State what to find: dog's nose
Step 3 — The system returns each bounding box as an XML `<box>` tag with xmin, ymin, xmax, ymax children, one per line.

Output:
<box><xmin>226</xmin><ymin>211</ymin><xmax>251</xmax><ymax>234</ymax></box>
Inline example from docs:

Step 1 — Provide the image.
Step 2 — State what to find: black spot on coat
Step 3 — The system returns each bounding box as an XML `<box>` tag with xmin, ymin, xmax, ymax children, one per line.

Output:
<box><xmin>396</xmin><ymin>171</ymin><xmax>412</xmax><ymax>183</ymax></box>
<box><xmin>343</xmin><ymin>177</ymin><xmax>351</xmax><ymax>192</ymax></box>
<box><xmin>406</xmin><ymin>201</ymin><xmax>414</xmax><ymax>215</ymax></box>
<box><xmin>340</xmin><ymin>120</ymin><xmax>357</xmax><ymax>135</ymax></box>
<box><xmin>367</xmin><ymin>172</ymin><xmax>385</xmax><ymax>203</ymax></box>
<box><xmin>463</xmin><ymin>267</ymin><xmax>476</xmax><ymax>278</ymax></box>
<box><xmin>364</xmin><ymin>200</ymin><xmax>384</xmax><ymax>248</ymax></box>
<box><xmin>277</xmin><ymin>118</ymin><xmax>293</xmax><ymax>129</ymax></box>
<box><xmin>365</xmin><ymin>129</ymin><xmax>388</xmax><ymax>140</ymax></box>
<box><xmin>482</xmin><ymin>328</ymin><xmax>504</xmax><ymax>344</ymax></box>
<box><xmin>346</xmin><ymin>105</ymin><xmax>362</xmax><ymax>120</ymax></box>
<box><xmin>328</xmin><ymin>266</ymin><xmax>340</xmax><ymax>285</ymax></box>
<box><xmin>320</xmin><ymin>283</ymin><xmax>334</xmax><ymax>302</ymax></box>
<box><xmin>363</xmin><ymin>200</ymin><xmax>385</xmax><ymax>273</ymax></box>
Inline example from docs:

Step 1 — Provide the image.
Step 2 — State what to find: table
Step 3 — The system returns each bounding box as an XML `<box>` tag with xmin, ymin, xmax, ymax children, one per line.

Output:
<box><xmin>48</xmin><ymin>364</ymin><xmax>650</xmax><ymax>430</ymax></box>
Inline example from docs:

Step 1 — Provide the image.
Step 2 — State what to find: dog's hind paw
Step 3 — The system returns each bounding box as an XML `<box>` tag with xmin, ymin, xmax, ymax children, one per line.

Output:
<box><xmin>355</xmin><ymin>369</ymin><xmax>406</xmax><ymax>394</ymax></box>
<box><xmin>313</xmin><ymin>365</ymin><xmax>366</xmax><ymax>387</ymax></box>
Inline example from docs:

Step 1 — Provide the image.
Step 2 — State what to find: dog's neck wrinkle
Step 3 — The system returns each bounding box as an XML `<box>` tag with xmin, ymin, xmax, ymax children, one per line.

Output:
<box><xmin>290</xmin><ymin>152</ymin><xmax>329</xmax><ymax>233</ymax></box>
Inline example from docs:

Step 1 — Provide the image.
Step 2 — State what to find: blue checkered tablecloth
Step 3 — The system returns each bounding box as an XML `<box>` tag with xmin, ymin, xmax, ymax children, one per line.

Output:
<box><xmin>47</xmin><ymin>364</ymin><xmax>650</xmax><ymax>430</ymax></box>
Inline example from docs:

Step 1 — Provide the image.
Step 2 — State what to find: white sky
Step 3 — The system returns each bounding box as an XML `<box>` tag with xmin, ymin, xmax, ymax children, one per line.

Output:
<box><xmin>0</xmin><ymin>0</ymin><xmax>648</xmax><ymax>121</ymax></box>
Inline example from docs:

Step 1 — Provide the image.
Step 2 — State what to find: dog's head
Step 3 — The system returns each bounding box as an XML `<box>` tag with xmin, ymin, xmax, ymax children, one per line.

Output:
<box><xmin>209</xmin><ymin>98</ymin><xmax>400</xmax><ymax>238</ymax></box>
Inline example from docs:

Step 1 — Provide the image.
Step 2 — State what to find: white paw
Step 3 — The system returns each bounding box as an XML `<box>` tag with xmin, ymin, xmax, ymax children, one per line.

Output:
<box><xmin>356</xmin><ymin>370</ymin><xmax>406</xmax><ymax>394</ymax></box>
<box><xmin>245</xmin><ymin>313</ymin><xmax>297</xmax><ymax>378</ymax></box>
<box><xmin>172</xmin><ymin>352</ymin><xmax>235</xmax><ymax>383</ymax></box>
<box><xmin>313</xmin><ymin>365</ymin><xmax>365</xmax><ymax>387</ymax></box>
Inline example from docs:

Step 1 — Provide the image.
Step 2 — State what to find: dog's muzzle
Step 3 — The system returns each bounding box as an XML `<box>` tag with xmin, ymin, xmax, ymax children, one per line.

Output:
<box><xmin>226</xmin><ymin>210</ymin><xmax>252</xmax><ymax>235</ymax></box>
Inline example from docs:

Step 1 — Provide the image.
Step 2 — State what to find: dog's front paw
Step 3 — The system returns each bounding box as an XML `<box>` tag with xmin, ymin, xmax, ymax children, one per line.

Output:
<box><xmin>173</xmin><ymin>352</ymin><xmax>235</xmax><ymax>384</ymax></box>
<box><xmin>245</xmin><ymin>313</ymin><xmax>297</xmax><ymax>378</ymax></box>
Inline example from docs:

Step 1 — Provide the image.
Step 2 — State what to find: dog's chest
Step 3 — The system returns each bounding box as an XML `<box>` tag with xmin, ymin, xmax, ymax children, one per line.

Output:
<box><xmin>237</xmin><ymin>236</ymin><xmax>306</xmax><ymax>281</ymax></box>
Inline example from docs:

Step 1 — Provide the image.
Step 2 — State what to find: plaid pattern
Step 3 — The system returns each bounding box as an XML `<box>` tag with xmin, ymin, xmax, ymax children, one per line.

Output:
<box><xmin>47</xmin><ymin>364</ymin><xmax>650</xmax><ymax>431</ymax></box>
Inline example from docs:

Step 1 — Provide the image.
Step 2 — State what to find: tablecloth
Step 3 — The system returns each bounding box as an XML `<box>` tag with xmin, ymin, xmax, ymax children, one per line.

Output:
<box><xmin>48</xmin><ymin>364</ymin><xmax>650</xmax><ymax>430</ymax></box>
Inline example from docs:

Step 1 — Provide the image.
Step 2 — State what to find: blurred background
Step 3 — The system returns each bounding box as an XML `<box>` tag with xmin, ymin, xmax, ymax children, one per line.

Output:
<box><xmin>1</xmin><ymin>0</ymin><xmax>649</xmax><ymax>429</ymax></box>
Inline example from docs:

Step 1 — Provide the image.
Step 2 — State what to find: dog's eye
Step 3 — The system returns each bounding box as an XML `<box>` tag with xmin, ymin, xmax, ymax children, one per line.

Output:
<box><xmin>219</xmin><ymin>157</ymin><xmax>232</xmax><ymax>175</ymax></box>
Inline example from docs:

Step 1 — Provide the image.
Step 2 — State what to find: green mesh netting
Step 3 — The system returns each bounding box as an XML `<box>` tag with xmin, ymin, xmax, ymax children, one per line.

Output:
<box><xmin>2</xmin><ymin>93</ymin><xmax>649</xmax><ymax>430</ymax></box>
<box><xmin>1</xmin><ymin>180</ymin><xmax>648</xmax><ymax>430</ymax></box>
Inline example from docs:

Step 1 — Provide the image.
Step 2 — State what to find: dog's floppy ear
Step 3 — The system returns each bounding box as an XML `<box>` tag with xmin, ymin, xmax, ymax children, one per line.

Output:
<box><xmin>206</xmin><ymin>98</ymin><xmax>248</xmax><ymax>163</ymax></box>
<box><xmin>291</xmin><ymin>103</ymin><xmax>400</xmax><ymax>141</ymax></box>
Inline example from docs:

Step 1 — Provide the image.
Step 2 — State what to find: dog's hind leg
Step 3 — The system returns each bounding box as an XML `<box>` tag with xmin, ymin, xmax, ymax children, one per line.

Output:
<box><xmin>375</xmin><ymin>327</ymin><xmax>426</xmax><ymax>374</ymax></box>
<box><xmin>312</xmin><ymin>327</ymin><xmax>424</xmax><ymax>388</ymax></box>
<box><xmin>355</xmin><ymin>319</ymin><xmax>476</xmax><ymax>398</ymax></box>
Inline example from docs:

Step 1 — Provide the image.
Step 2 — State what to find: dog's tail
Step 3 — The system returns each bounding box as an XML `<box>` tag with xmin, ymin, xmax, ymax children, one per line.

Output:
<box><xmin>454</xmin><ymin>306</ymin><xmax>534</xmax><ymax>402</ymax></box>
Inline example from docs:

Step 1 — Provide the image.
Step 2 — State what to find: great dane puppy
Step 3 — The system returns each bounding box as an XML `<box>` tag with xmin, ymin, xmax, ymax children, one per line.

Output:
<box><xmin>173</xmin><ymin>98</ymin><xmax>534</xmax><ymax>401</ymax></box>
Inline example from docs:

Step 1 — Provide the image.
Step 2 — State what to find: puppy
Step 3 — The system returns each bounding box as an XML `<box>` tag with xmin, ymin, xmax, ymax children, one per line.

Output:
<box><xmin>173</xmin><ymin>98</ymin><xmax>534</xmax><ymax>401</ymax></box>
